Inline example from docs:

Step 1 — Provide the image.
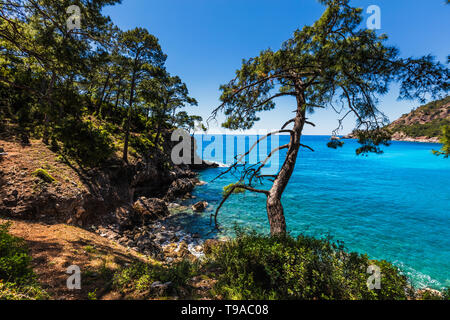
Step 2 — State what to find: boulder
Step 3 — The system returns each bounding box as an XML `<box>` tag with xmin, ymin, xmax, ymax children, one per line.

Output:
<box><xmin>114</xmin><ymin>206</ymin><xmax>136</xmax><ymax>231</ymax></box>
<box><xmin>151</xmin><ymin>281</ymin><xmax>173</xmax><ymax>296</ymax></box>
<box><xmin>164</xmin><ymin>178</ymin><xmax>198</xmax><ymax>201</ymax></box>
<box><xmin>203</xmin><ymin>239</ymin><xmax>222</xmax><ymax>255</ymax></box>
<box><xmin>133</xmin><ymin>197</ymin><xmax>170</xmax><ymax>224</ymax></box>
<box><xmin>192</xmin><ymin>201</ymin><xmax>208</xmax><ymax>212</ymax></box>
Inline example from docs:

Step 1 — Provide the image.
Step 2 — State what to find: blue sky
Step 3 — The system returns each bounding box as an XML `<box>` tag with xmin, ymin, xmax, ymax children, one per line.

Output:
<box><xmin>103</xmin><ymin>0</ymin><xmax>449</xmax><ymax>135</ymax></box>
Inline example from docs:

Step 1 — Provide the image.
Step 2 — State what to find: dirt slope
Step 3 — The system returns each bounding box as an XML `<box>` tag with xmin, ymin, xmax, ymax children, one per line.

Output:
<box><xmin>0</xmin><ymin>217</ymin><xmax>146</xmax><ymax>300</ymax></box>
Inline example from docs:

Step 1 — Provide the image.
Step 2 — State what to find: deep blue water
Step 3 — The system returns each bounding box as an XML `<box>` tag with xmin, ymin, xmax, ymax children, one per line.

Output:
<box><xmin>178</xmin><ymin>135</ymin><xmax>450</xmax><ymax>289</ymax></box>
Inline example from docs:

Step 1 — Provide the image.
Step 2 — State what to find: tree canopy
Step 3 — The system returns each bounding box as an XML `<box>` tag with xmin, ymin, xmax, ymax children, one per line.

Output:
<box><xmin>0</xmin><ymin>0</ymin><xmax>202</xmax><ymax>166</ymax></box>
<box><xmin>211</xmin><ymin>0</ymin><xmax>449</xmax><ymax>235</ymax></box>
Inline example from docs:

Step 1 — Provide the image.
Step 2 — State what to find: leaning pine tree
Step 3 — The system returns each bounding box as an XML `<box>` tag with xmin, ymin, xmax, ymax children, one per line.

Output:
<box><xmin>210</xmin><ymin>0</ymin><xmax>449</xmax><ymax>235</ymax></box>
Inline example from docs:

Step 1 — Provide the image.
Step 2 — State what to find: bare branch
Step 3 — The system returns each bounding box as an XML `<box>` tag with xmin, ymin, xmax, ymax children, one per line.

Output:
<box><xmin>210</xmin><ymin>129</ymin><xmax>292</xmax><ymax>183</ymax></box>
<box><xmin>256</xmin><ymin>144</ymin><xmax>289</xmax><ymax>173</ymax></box>
<box><xmin>211</xmin><ymin>183</ymin><xmax>269</xmax><ymax>229</ymax></box>
<box><xmin>282</xmin><ymin>119</ymin><xmax>295</xmax><ymax>130</ymax></box>
<box><xmin>300</xmin><ymin>144</ymin><xmax>315</xmax><ymax>152</ymax></box>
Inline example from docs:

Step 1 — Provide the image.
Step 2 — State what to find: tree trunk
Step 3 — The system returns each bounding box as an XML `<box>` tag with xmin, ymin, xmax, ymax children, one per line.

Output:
<box><xmin>123</xmin><ymin>68</ymin><xmax>137</xmax><ymax>163</ymax></box>
<box><xmin>114</xmin><ymin>79</ymin><xmax>122</xmax><ymax>112</ymax></box>
<box><xmin>266</xmin><ymin>87</ymin><xmax>307</xmax><ymax>236</ymax></box>
<box><xmin>97</xmin><ymin>71</ymin><xmax>111</xmax><ymax>115</ymax></box>
<box><xmin>266</xmin><ymin>194</ymin><xmax>287</xmax><ymax>235</ymax></box>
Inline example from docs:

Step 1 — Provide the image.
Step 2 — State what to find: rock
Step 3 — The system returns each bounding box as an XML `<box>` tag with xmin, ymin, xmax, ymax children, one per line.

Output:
<box><xmin>341</xmin><ymin>133</ymin><xmax>355</xmax><ymax>139</ymax></box>
<box><xmin>133</xmin><ymin>197</ymin><xmax>169</xmax><ymax>224</ymax></box>
<box><xmin>203</xmin><ymin>239</ymin><xmax>222</xmax><ymax>254</ymax></box>
<box><xmin>164</xmin><ymin>178</ymin><xmax>198</xmax><ymax>201</ymax></box>
<box><xmin>125</xmin><ymin>240</ymin><xmax>134</xmax><ymax>247</ymax></box>
<box><xmin>151</xmin><ymin>281</ymin><xmax>163</xmax><ymax>288</ymax></box>
<box><xmin>10</xmin><ymin>190</ymin><xmax>19</xmax><ymax>199</ymax></box>
<box><xmin>118</xmin><ymin>236</ymin><xmax>128</xmax><ymax>244</ymax></box>
<box><xmin>177</xmin><ymin>241</ymin><xmax>191</xmax><ymax>258</ymax></box>
<box><xmin>163</xmin><ymin>241</ymin><xmax>193</xmax><ymax>261</ymax></box>
<box><xmin>75</xmin><ymin>207</ymin><xmax>86</xmax><ymax>220</ymax></box>
<box><xmin>192</xmin><ymin>201</ymin><xmax>208</xmax><ymax>212</ymax></box>
<box><xmin>190</xmin><ymin>160</ymin><xmax>219</xmax><ymax>170</ymax></box>
<box><xmin>151</xmin><ymin>281</ymin><xmax>173</xmax><ymax>296</ymax></box>
<box><xmin>113</xmin><ymin>206</ymin><xmax>136</xmax><ymax>231</ymax></box>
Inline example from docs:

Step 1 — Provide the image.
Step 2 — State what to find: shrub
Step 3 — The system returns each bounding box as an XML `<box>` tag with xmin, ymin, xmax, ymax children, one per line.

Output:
<box><xmin>129</xmin><ymin>134</ymin><xmax>156</xmax><ymax>157</ymax></box>
<box><xmin>443</xmin><ymin>288</ymin><xmax>450</xmax><ymax>300</ymax></box>
<box><xmin>32</xmin><ymin>169</ymin><xmax>56</xmax><ymax>183</ymax></box>
<box><xmin>0</xmin><ymin>223</ymin><xmax>47</xmax><ymax>300</ymax></box>
<box><xmin>433</xmin><ymin>125</ymin><xmax>450</xmax><ymax>158</ymax></box>
<box><xmin>223</xmin><ymin>183</ymin><xmax>247</xmax><ymax>196</ymax></box>
<box><xmin>55</xmin><ymin>119</ymin><xmax>114</xmax><ymax>167</ymax></box>
<box><xmin>205</xmin><ymin>231</ymin><xmax>412</xmax><ymax>300</ymax></box>
<box><xmin>113</xmin><ymin>260</ymin><xmax>198</xmax><ymax>297</ymax></box>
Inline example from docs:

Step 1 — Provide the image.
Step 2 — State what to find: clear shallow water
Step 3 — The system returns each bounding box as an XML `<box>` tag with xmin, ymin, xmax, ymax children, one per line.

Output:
<box><xmin>180</xmin><ymin>135</ymin><xmax>450</xmax><ymax>289</ymax></box>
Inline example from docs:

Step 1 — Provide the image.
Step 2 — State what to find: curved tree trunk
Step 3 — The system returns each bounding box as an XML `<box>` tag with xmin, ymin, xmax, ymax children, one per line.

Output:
<box><xmin>266</xmin><ymin>88</ymin><xmax>306</xmax><ymax>235</ymax></box>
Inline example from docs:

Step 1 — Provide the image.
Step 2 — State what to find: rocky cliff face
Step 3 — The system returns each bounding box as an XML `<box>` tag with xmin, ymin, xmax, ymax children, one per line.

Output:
<box><xmin>343</xmin><ymin>97</ymin><xmax>450</xmax><ymax>143</ymax></box>
<box><xmin>0</xmin><ymin>136</ymin><xmax>203</xmax><ymax>228</ymax></box>
<box><xmin>387</xmin><ymin>96</ymin><xmax>450</xmax><ymax>143</ymax></box>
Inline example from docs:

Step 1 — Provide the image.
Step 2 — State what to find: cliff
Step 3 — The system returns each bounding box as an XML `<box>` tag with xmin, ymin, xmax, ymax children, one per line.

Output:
<box><xmin>342</xmin><ymin>97</ymin><xmax>450</xmax><ymax>143</ymax></box>
<box><xmin>387</xmin><ymin>96</ymin><xmax>450</xmax><ymax>143</ymax></box>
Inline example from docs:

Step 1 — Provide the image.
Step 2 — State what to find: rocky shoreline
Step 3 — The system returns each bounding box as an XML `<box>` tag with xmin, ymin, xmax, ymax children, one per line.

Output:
<box><xmin>341</xmin><ymin>133</ymin><xmax>441</xmax><ymax>144</ymax></box>
<box><xmin>0</xmin><ymin>136</ymin><xmax>220</xmax><ymax>265</ymax></box>
<box><xmin>90</xmin><ymin>195</ymin><xmax>217</xmax><ymax>263</ymax></box>
<box><xmin>390</xmin><ymin>132</ymin><xmax>441</xmax><ymax>143</ymax></box>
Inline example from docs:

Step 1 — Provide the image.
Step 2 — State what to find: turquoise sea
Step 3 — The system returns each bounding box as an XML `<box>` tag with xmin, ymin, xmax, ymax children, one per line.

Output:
<box><xmin>175</xmin><ymin>135</ymin><xmax>450</xmax><ymax>289</ymax></box>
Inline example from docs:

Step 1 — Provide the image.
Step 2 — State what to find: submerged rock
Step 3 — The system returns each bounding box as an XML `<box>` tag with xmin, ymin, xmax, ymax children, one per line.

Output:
<box><xmin>192</xmin><ymin>201</ymin><xmax>208</xmax><ymax>212</ymax></box>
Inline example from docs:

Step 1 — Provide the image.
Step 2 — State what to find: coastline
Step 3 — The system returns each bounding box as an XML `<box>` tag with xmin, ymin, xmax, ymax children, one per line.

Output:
<box><xmin>341</xmin><ymin>135</ymin><xmax>442</xmax><ymax>144</ymax></box>
<box><xmin>1</xmin><ymin>134</ymin><xmax>447</xmax><ymax>298</ymax></box>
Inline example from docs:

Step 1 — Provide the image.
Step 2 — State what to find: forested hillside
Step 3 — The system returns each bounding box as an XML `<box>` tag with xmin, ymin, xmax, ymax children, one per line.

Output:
<box><xmin>387</xmin><ymin>96</ymin><xmax>450</xmax><ymax>142</ymax></box>
<box><xmin>0</xmin><ymin>0</ymin><xmax>201</xmax><ymax>167</ymax></box>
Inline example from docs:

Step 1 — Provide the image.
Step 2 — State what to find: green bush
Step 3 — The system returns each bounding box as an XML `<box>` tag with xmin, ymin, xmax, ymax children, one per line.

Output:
<box><xmin>433</xmin><ymin>125</ymin><xmax>450</xmax><ymax>158</ymax></box>
<box><xmin>113</xmin><ymin>260</ymin><xmax>198</xmax><ymax>297</ymax></box>
<box><xmin>0</xmin><ymin>223</ymin><xmax>47</xmax><ymax>300</ymax></box>
<box><xmin>55</xmin><ymin>119</ymin><xmax>114</xmax><ymax>167</ymax></box>
<box><xmin>129</xmin><ymin>134</ymin><xmax>156</xmax><ymax>157</ymax></box>
<box><xmin>223</xmin><ymin>183</ymin><xmax>247</xmax><ymax>196</ymax></box>
<box><xmin>32</xmin><ymin>169</ymin><xmax>56</xmax><ymax>183</ymax></box>
<box><xmin>205</xmin><ymin>231</ymin><xmax>412</xmax><ymax>300</ymax></box>
<box><xmin>443</xmin><ymin>288</ymin><xmax>450</xmax><ymax>300</ymax></box>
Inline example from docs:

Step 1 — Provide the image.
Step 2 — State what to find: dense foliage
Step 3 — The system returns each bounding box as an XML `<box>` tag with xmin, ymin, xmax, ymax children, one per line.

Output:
<box><xmin>210</xmin><ymin>0</ymin><xmax>449</xmax><ymax>235</ymax></box>
<box><xmin>433</xmin><ymin>125</ymin><xmax>450</xmax><ymax>158</ymax></box>
<box><xmin>393</xmin><ymin>120</ymin><xmax>450</xmax><ymax>139</ymax></box>
<box><xmin>0</xmin><ymin>223</ymin><xmax>47</xmax><ymax>300</ymax></box>
<box><xmin>0</xmin><ymin>0</ymin><xmax>201</xmax><ymax>166</ymax></box>
<box><xmin>205</xmin><ymin>231</ymin><xmax>413</xmax><ymax>300</ymax></box>
<box><xmin>113</xmin><ymin>260</ymin><xmax>198</xmax><ymax>298</ymax></box>
<box><xmin>112</xmin><ymin>231</ymin><xmax>450</xmax><ymax>300</ymax></box>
